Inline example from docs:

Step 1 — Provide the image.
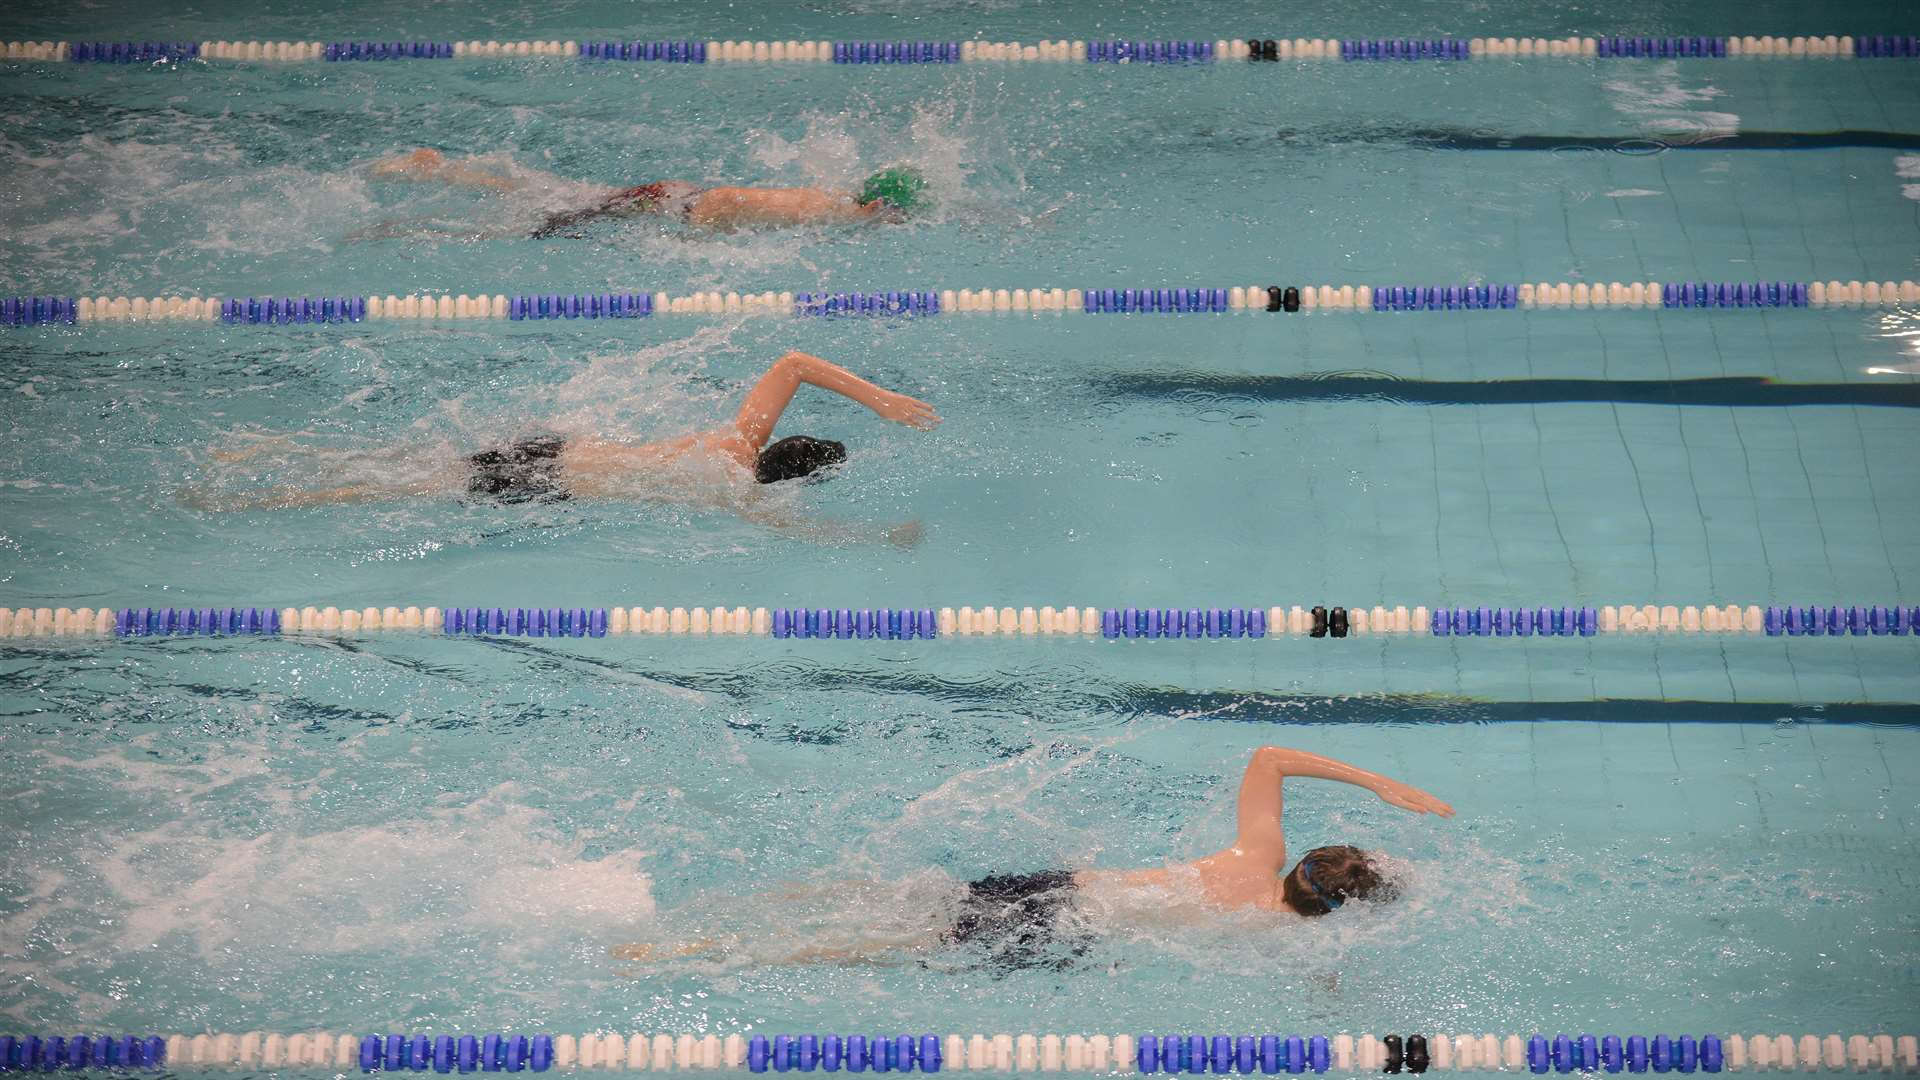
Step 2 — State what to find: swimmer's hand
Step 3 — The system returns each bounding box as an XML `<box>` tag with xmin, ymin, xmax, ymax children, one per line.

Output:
<box><xmin>859</xmin><ymin>200</ymin><xmax>909</xmax><ymax>224</ymax></box>
<box><xmin>874</xmin><ymin>391</ymin><xmax>940</xmax><ymax>430</ymax></box>
<box><xmin>1372</xmin><ymin>779</ymin><xmax>1454</xmax><ymax>818</ymax></box>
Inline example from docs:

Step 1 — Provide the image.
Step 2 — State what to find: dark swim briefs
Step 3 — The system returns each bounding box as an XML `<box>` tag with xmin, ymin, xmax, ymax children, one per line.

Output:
<box><xmin>466</xmin><ymin>435</ymin><xmax>570</xmax><ymax>504</ymax></box>
<box><xmin>529</xmin><ymin>182</ymin><xmax>703</xmax><ymax>238</ymax></box>
<box><xmin>945</xmin><ymin>870</ymin><xmax>1086</xmax><ymax>971</ymax></box>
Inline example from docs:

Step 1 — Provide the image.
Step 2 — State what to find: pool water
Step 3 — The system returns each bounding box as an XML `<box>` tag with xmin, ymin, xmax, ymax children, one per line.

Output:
<box><xmin>1</xmin><ymin>0</ymin><xmax>1917</xmax><ymax>1057</ymax></box>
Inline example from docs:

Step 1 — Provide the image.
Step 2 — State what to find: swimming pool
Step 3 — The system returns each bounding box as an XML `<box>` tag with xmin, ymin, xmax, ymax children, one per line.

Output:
<box><xmin>1</xmin><ymin>0</ymin><xmax>1917</xmax><ymax>1070</ymax></box>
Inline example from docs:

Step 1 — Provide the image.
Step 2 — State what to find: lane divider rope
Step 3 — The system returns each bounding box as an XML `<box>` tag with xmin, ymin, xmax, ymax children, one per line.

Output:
<box><xmin>0</xmin><ymin>1030</ymin><xmax>1913</xmax><ymax>1073</ymax></box>
<box><xmin>6</xmin><ymin>280</ymin><xmax>1918</xmax><ymax>328</ymax></box>
<box><xmin>4</xmin><ymin>603</ymin><xmax>1916</xmax><ymax>639</ymax></box>
<box><xmin>7</xmin><ymin>35</ymin><xmax>1917</xmax><ymax>64</ymax></box>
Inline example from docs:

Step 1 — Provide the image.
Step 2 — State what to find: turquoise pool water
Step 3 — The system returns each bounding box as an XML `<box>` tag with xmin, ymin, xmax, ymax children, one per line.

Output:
<box><xmin>1</xmin><ymin>0</ymin><xmax>1917</xmax><ymax>1059</ymax></box>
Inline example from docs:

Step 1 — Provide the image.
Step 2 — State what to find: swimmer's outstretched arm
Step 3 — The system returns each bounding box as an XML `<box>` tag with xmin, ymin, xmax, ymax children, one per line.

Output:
<box><xmin>733</xmin><ymin>351</ymin><xmax>939</xmax><ymax>451</ymax></box>
<box><xmin>1230</xmin><ymin>748</ymin><xmax>1455</xmax><ymax>864</ymax></box>
<box><xmin>369</xmin><ymin>148</ymin><xmax>539</xmax><ymax>193</ymax></box>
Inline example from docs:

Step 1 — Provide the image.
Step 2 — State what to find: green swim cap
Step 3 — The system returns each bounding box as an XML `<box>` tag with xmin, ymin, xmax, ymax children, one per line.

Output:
<box><xmin>858</xmin><ymin>166</ymin><xmax>928</xmax><ymax>212</ymax></box>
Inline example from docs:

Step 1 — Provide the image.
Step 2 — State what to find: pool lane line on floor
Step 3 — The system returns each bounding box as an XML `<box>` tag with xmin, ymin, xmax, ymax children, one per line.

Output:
<box><xmin>8</xmin><ymin>279</ymin><xmax>1919</xmax><ymax>327</ymax></box>
<box><xmin>2</xmin><ymin>1029</ymin><xmax>1913</xmax><ymax>1074</ymax></box>
<box><xmin>6</xmin><ymin>603</ymin><xmax>1918</xmax><ymax>639</ymax></box>
<box><xmin>1106</xmin><ymin>374</ymin><xmax>1920</xmax><ymax>410</ymax></box>
<box><xmin>1276</xmin><ymin>130</ymin><xmax>1920</xmax><ymax>151</ymax></box>
<box><xmin>8</xmin><ymin>33</ymin><xmax>1918</xmax><ymax>64</ymax></box>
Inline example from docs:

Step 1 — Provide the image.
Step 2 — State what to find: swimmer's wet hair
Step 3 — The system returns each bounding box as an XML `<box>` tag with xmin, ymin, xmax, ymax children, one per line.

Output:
<box><xmin>1282</xmin><ymin>845</ymin><xmax>1390</xmax><ymax>917</ymax></box>
<box><xmin>756</xmin><ymin>435</ymin><xmax>847</xmax><ymax>484</ymax></box>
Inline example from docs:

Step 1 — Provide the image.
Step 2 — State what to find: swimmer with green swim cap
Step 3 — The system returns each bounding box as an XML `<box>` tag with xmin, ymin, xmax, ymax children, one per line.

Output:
<box><xmin>857</xmin><ymin>166</ymin><xmax>930</xmax><ymax>215</ymax></box>
<box><xmin>370</xmin><ymin>149</ymin><xmax>930</xmax><ymax>235</ymax></box>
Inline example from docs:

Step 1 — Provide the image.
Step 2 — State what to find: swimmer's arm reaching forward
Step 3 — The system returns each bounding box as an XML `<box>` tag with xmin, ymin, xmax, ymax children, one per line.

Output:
<box><xmin>1227</xmin><ymin>748</ymin><xmax>1455</xmax><ymax>868</ymax></box>
<box><xmin>731</xmin><ymin>351</ymin><xmax>939</xmax><ymax>453</ymax></box>
<box><xmin>370</xmin><ymin>148</ymin><xmax>530</xmax><ymax>192</ymax></box>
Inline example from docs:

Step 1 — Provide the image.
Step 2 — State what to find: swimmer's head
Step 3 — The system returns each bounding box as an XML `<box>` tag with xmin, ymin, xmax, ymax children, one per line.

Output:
<box><xmin>755</xmin><ymin>435</ymin><xmax>847</xmax><ymax>483</ymax></box>
<box><xmin>858</xmin><ymin>166</ymin><xmax>929</xmax><ymax>216</ymax></box>
<box><xmin>1281</xmin><ymin>845</ymin><xmax>1390</xmax><ymax>917</ymax></box>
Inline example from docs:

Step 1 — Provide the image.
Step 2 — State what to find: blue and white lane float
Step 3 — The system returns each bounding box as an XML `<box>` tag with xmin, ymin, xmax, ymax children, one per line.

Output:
<box><xmin>7</xmin><ymin>34</ymin><xmax>1918</xmax><ymax>64</ymax></box>
<box><xmin>5</xmin><ymin>279</ymin><xmax>1918</xmax><ymax>327</ymax></box>
<box><xmin>0</xmin><ymin>1029</ymin><xmax>1912</xmax><ymax>1073</ymax></box>
<box><xmin>5</xmin><ymin>602</ymin><xmax>1918</xmax><ymax>639</ymax></box>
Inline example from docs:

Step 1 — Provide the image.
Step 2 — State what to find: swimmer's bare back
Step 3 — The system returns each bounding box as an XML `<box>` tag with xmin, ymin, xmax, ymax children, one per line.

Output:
<box><xmin>534</xmin><ymin>183</ymin><xmax>886</xmax><ymax>236</ymax></box>
<box><xmin>684</xmin><ymin>187</ymin><xmax>889</xmax><ymax>229</ymax></box>
<box><xmin>372</xmin><ymin>149</ymin><xmax>891</xmax><ymax>235</ymax></box>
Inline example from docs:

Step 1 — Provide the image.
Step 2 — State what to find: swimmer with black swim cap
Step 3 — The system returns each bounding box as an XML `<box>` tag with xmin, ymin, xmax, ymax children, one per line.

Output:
<box><xmin>183</xmin><ymin>351</ymin><xmax>939</xmax><ymax>542</ymax></box>
<box><xmin>612</xmin><ymin>747</ymin><xmax>1454</xmax><ymax>968</ymax></box>
<box><xmin>369</xmin><ymin>149</ymin><xmax>930</xmax><ymax>236</ymax></box>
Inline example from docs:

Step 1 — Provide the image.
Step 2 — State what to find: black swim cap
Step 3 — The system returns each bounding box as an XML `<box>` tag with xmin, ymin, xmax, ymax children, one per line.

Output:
<box><xmin>755</xmin><ymin>435</ymin><xmax>847</xmax><ymax>483</ymax></box>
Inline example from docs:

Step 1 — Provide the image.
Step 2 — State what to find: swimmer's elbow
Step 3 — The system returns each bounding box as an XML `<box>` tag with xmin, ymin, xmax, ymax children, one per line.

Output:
<box><xmin>1252</xmin><ymin>746</ymin><xmax>1301</xmax><ymax>769</ymax></box>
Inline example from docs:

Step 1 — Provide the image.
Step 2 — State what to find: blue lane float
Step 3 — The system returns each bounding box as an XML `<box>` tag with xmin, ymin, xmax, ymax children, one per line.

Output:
<box><xmin>0</xmin><ymin>297</ymin><xmax>79</xmax><ymax>326</ymax></box>
<box><xmin>441</xmin><ymin>607</ymin><xmax>609</xmax><ymax>639</ymax></box>
<box><xmin>353</xmin><ymin>1033</ymin><xmax>554</xmax><ymax>1073</ymax></box>
<box><xmin>508</xmin><ymin>293</ymin><xmax>653</xmax><ymax>320</ymax></box>
<box><xmin>1100</xmin><ymin>607</ymin><xmax>1269</xmax><ymax>640</ymax></box>
<box><xmin>68</xmin><ymin>42</ymin><xmax>198</xmax><ymax>62</ymax></box>
<box><xmin>1854</xmin><ymin>34</ymin><xmax>1920</xmax><ymax>57</ymax></box>
<box><xmin>1371</xmin><ymin>284</ymin><xmax>1519</xmax><ymax>311</ymax></box>
<box><xmin>1132</xmin><ymin>1034</ymin><xmax>1329</xmax><ymax>1074</ymax></box>
<box><xmin>746</xmin><ymin>1034</ymin><xmax>942</xmax><ymax>1073</ymax></box>
<box><xmin>1659</xmin><ymin>281</ymin><xmax>1808</xmax><ymax>308</ymax></box>
<box><xmin>1082</xmin><ymin>288</ymin><xmax>1233</xmax><ymax>313</ymax></box>
<box><xmin>1087</xmin><ymin>40</ymin><xmax>1215</xmax><ymax>62</ymax></box>
<box><xmin>324</xmin><ymin>41</ymin><xmax>454</xmax><ymax>60</ymax></box>
<box><xmin>1339</xmin><ymin>39</ymin><xmax>1470</xmax><ymax>60</ymax></box>
<box><xmin>221</xmin><ymin>296</ymin><xmax>367</xmax><ymax>324</ymax></box>
<box><xmin>0</xmin><ymin>1035</ymin><xmax>166</xmax><ymax>1069</ymax></box>
<box><xmin>1763</xmin><ymin>604</ymin><xmax>1915</xmax><ymax>637</ymax></box>
<box><xmin>771</xmin><ymin>607</ymin><xmax>939</xmax><ymax>640</ymax></box>
<box><xmin>829</xmin><ymin>41</ymin><xmax>963</xmax><ymax>63</ymax></box>
<box><xmin>112</xmin><ymin>607</ymin><xmax>281</xmax><ymax>637</ymax></box>
<box><xmin>793</xmin><ymin>291</ymin><xmax>941</xmax><ymax>317</ymax></box>
<box><xmin>576</xmin><ymin>40</ymin><xmax>707</xmax><ymax>62</ymax></box>
<box><xmin>1595</xmin><ymin>36</ymin><xmax>1728</xmax><ymax>57</ymax></box>
<box><xmin>1430</xmin><ymin>606</ymin><xmax>1600</xmax><ymax>637</ymax></box>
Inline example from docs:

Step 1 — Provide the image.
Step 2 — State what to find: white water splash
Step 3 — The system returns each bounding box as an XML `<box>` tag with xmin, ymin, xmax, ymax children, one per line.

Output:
<box><xmin>1603</xmin><ymin>64</ymin><xmax>1739</xmax><ymax>136</ymax></box>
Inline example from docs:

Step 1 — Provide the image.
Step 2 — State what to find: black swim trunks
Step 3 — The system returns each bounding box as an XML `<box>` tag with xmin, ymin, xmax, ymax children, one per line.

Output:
<box><xmin>945</xmin><ymin>870</ymin><xmax>1087</xmax><ymax>971</ymax></box>
<box><xmin>466</xmin><ymin>435</ymin><xmax>570</xmax><ymax>504</ymax></box>
<box><xmin>529</xmin><ymin>182</ymin><xmax>704</xmax><ymax>238</ymax></box>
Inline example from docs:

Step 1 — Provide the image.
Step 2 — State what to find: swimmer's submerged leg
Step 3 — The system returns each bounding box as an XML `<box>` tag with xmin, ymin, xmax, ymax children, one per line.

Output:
<box><xmin>208</xmin><ymin>435</ymin><xmax>299</xmax><ymax>463</ymax></box>
<box><xmin>179</xmin><ymin>477</ymin><xmax>447</xmax><ymax>511</ymax></box>
<box><xmin>610</xmin><ymin>931</ymin><xmax>939</xmax><ymax>968</ymax></box>
<box><xmin>608</xmin><ymin>938</ymin><xmax>720</xmax><ymax>962</ymax></box>
<box><xmin>529</xmin><ymin>203</ymin><xmax>622</xmax><ymax>239</ymax></box>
